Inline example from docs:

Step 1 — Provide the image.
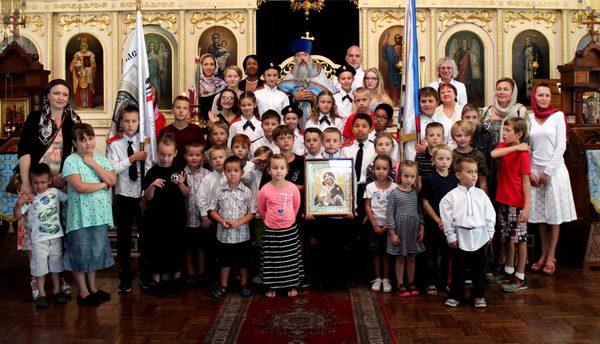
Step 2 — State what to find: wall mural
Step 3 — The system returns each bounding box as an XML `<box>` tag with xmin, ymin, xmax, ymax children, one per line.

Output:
<box><xmin>445</xmin><ymin>31</ymin><xmax>484</xmax><ymax>107</ymax></box>
<box><xmin>66</xmin><ymin>34</ymin><xmax>103</xmax><ymax>110</ymax></box>
<box><xmin>512</xmin><ymin>30</ymin><xmax>549</xmax><ymax>104</ymax></box>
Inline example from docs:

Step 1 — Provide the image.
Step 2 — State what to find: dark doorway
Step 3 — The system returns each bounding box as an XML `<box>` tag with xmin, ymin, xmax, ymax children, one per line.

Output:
<box><xmin>257</xmin><ymin>0</ymin><xmax>359</xmax><ymax>65</ymax></box>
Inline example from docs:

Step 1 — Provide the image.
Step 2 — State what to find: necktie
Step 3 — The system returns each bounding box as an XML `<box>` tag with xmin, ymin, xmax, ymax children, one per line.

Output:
<box><xmin>319</xmin><ymin>116</ymin><xmax>331</xmax><ymax>125</ymax></box>
<box><xmin>342</xmin><ymin>94</ymin><xmax>353</xmax><ymax>102</ymax></box>
<box><xmin>127</xmin><ymin>141</ymin><xmax>138</xmax><ymax>181</ymax></box>
<box><xmin>243</xmin><ymin>120</ymin><xmax>255</xmax><ymax>131</ymax></box>
<box><xmin>355</xmin><ymin>142</ymin><xmax>364</xmax><ymax>182</ymax></box>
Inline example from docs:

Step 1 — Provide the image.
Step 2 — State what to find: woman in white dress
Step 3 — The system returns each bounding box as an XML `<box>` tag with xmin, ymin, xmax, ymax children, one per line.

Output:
<box><xmin>528</xmin><ymin>83</ymin><xmax>577</xmax><ymax>275</ymax></box>
<box><xmin>432</xmin><ymin>82</ymin><xmax>464</xmax><ymax>149</ymax></box>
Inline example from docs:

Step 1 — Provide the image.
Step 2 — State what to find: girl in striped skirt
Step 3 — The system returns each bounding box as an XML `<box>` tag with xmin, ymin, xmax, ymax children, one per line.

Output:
<box><xmin>257</xmin><ymin>154</ymin><xmax>303</xmax><ymax>298</ymax></box>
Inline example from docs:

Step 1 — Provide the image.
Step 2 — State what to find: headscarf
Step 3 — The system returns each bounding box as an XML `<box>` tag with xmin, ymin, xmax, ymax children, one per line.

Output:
<box><xmin>39</xmin><ymin>80</ymin><xmax>81</xmax><ymax>145</ymax></box>
<box><xmin>197</xmin><ymin>53</ymin><xmax>226</xmax><ymax>97</ymax></box>
<box><xmin>494</xmin><ymin>78</ymin><xmax>521</xmax><ymax>118</ymax></box>
<box><xmin>530</xmin><ymin>84</ymin><xmax>559</xmax><ymax>119</ymax></box>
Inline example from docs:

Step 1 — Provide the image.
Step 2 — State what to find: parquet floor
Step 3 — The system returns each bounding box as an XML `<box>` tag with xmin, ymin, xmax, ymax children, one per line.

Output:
<box><xmin>0</xmin><ymin>267</ymin><xmax>599</xmax><ymax>343</ymax></box>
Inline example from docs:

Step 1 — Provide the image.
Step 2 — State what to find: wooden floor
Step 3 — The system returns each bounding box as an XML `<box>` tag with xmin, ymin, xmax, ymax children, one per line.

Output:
<box><xmin>0</xmin><ymin>267</ymin><xmax>599</xmax><ymax>343</ymax></box>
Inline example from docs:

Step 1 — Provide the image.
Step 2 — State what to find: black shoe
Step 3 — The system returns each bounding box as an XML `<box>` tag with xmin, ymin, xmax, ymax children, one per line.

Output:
<box><xmin>150</xmin><ymin>283</ymin><xmax>166</xmax><ymax>298</ymax></box>
<box><xmin>77</xmin><ymin>294</ymin><xmax>100</xmax><ymax>306</ymax></box>
<box><xmin>54</xmin><ymin>292</ymin><xmax>67</xmax><ymax>305</ymax></box>
<box><xmin>169</xmin><ymin>278</ymin><xmax>183</xmax><ymax>294</ymax></box>
<box><xmin>92</xmin><ymin>290</ymin><xmax>111</xmax><ymax>303</ymax></box>
<box><xmin>117</xmin><ymin>283</ymin><xmax>132</xmax><ymax>294</ymax></box>
<box><xmin>36</xmin><ymin>296</ymin><xmax>48</xmax><ymax>309</ymax></box>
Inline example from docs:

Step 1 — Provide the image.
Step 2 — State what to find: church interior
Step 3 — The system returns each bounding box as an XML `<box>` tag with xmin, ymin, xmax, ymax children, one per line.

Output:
<box><xmin>0</xmin><ymin>0</ymin><xmax>600</xmax><ymax>342</ymax></box>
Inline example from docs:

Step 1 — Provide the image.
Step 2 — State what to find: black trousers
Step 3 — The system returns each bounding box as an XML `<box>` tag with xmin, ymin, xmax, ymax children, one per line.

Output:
<box><xmin>115</xmin><ymin>195</ymin><xmax>144</xmax><ymax>284</ymax></box>
<box><xmin>425</xmin><ymin>219</ymin><xmax>450</xmax><ymax>290</ymax></box>
<box><xmin>449</xmin><ymin>244</ymin><xmax>488</xmax><ymax>300</ymax></box>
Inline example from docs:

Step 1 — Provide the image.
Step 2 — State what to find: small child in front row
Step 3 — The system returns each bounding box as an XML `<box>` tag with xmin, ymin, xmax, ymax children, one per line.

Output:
<box><xmin>258</xmin><ymin>154</ymin><xmax>303</xmax><ymax>298</ymax></box>
<box><xmin>387</xmin><ymin>160</ymin><xmax>425</xmax><ymax>297</ymax></box>
<box><xmin>143</xmin><ymin>135</ymin><xmax>189</xmax><ymax>297</ymax></box>
<box><xmin>491</xmin><ymin>117</ymin><xmax>531</xmax><ymax>292</ymax></box>
<box><xmin>16</xmin><ymin>163</ymin><xmax>68</xmax><ymax>309</ymax></box>
<box><xmin>451</xmin><ymin>120</ymin><xmax>488</xmax><ymax>193</ymax></box>
<box><xmin>420</xmin><ymin>145</ymin><xmax>458</xmax><ymax>296</ymax></box>
<box><xmin>283</xmin><ymin>104</ymin><xmax>306</xmax><ymax>156</ymax></box>
<box><xmin>182</xmin><ymin>142</ymin><xmax>209</xmax><ymax>286</ymax></box>
<box><xmin>364</xmin><ymin>155</ymin><xmax>397</xmax><ymax>293</ymax></box>
<box><xmin>208</xmin><ymin>156</ymin><xmax>257</xmax><ymax>299</ymax></box>
<box><xmin>304</xmin><ymin>128</ymin><xmax>323</xmax><ymax>159</ymax></box>
<box><xmin>441</xmin><ymin>157</ymin><xmax>496</xmax><ymax>308</ymax></box>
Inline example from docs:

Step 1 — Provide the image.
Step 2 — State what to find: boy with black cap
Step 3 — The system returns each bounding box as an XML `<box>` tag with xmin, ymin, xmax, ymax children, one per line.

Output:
<box><xmin>333</xmin><ymin>64</ymin><xmax>356</xmax><ymax>119</ymax></box>
<box><xmin>254</xmin><ymin>62</ymin><xmax>289</xmax><ymax>117</ymax></box>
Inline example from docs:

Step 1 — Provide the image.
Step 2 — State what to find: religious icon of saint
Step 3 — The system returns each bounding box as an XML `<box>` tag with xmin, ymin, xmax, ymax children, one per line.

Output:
<box><xmin>381</xmin><ymin>32</ymin><xmax>403</xmax><ymax>105</ymax></box>
<box><xmin>69</xmin><ymin>37</ymin><xmax>96</xmax><ymax>108</ymax></box>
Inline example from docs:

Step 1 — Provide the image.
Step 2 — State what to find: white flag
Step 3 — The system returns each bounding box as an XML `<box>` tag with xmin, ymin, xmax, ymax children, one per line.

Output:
<box><xmin>107</xmin><ymin>9</ymin><xmax>157</xmax><ymax>164</ymax></box>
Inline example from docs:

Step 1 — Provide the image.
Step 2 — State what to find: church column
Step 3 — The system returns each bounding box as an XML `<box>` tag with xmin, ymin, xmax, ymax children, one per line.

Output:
<box><xmin>430</xmin><ymin>8</ymin><xmax>436</xmax><ymax>83</ymax></box>
<box><xmin>179</xmin><ymin>10</ymin><xmax>186</xmax><ymax>93</ymax></box>
<box><xmin>360</xmin><ymin>7</ymin><xmax>368</xmax><ymax>66</ymax></box>
<box><xmin>46</xmin><ymin>12</ymin><xmax>53</xmax><ymax>79</ymax></box>
<box><xmin>562</xmin><ymin>10</ymin><xmax>569</xmax><ymax>63</ymax></box>
<box><xmin>248</xmin><ymin>8</ymin><xmax>256</xmax><ymax>53</ymax></box>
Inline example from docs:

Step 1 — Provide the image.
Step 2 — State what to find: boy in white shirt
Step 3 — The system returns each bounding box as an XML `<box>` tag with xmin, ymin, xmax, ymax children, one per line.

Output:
<box><xmin>106</xmin><ymin>104</ymin><xmax>152</xmax><ymax>294</ymax></box>
<box><xmin>304</xmin><ymin>128</ymin><xmax>323</xmax><ymax>159</ymax></box>
<box><xmin>16</xmin><ymin>163</ymin><xmax>68</xmax><ymax>309</ymax></box>
<box><xmin>254</xmin><ymin>62</ymin><xmax>289</xmax><ymax>116</ymax></box>
<box><xmin>440</xmin><ymin>157</ymin><xmax>495</xmax><ymax>308</ymax></box>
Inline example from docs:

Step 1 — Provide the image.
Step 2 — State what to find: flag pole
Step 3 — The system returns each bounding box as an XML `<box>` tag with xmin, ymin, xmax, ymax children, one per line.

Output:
<box><xmin>136</xmin><ymin>0</ymin><xmax>146</xmax><ymax>178</ymax></box>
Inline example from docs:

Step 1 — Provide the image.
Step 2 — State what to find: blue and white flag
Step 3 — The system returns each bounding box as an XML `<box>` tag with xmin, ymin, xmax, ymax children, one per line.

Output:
<box><xmin>403</xmin><ymin>0</ymin><xmax>420</xmax><ymax>159</ymax></box>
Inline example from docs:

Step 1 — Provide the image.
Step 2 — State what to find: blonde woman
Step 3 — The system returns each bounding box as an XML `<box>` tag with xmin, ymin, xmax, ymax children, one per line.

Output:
<box><xmin>363</xmin><ymin>68</ymin><xmax>393</xmax><ymax>111</ymax></box>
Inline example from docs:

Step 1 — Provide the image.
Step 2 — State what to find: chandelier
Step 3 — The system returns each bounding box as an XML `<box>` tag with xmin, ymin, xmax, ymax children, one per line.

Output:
<box><xmin>1</xmin><ymin>0</ymin><xmax>26</xmax><ymax>40</ymax></box>
<box><xmin>290</xmin><ymin>0</ymin><xmax>325</xmax><ymax>20</ymax></box>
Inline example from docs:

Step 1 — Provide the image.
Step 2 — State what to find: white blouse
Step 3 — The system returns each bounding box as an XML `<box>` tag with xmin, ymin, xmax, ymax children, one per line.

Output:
<box><xmin>528</xmin><ymin>112</ymin><xmax>566</xmax><ymax>176</ymax></box>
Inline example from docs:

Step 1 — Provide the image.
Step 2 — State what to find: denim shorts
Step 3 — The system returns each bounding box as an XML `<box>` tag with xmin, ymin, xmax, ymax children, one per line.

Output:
<box><xmin>63</xmin><ymin>225</ymin><xmax>114</xmax><ymax>272</ymax></box>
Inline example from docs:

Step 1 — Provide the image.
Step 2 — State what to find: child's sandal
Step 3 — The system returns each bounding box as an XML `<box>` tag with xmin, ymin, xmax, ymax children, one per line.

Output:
<box><xmin>543</xmin><ymin>257</ymin><xmax>556</xmax><ymax>275</ymax></box>
<box><xmin>426</xmin><ymin>285</ymin><xmax>438</xmax><ymax>296</ymax></box>
<box><xmin>408</xmin><ymin>284</ymin><xmax>420</xmax><ymax>296</ymax></box>
<box><xmin>287</xmin><ymin>288</ymin><xmax>298</xmax><ymax>298</ymax></box>
<box><xmin>397</xmin><ymin>285</ymin><xmax>410</xmax><ymax>298</ymax></box>
<box><xmin>265</xmin><ymin>290</ymin><xmax>276</xmax><ymax>298</ymax></box>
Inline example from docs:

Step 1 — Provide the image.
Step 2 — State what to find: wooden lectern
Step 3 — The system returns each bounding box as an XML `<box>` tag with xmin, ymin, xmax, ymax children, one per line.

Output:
<box><xmin>558</xmin><ymin>19</ymin><xmax>600</xmax><ymax>268</ymax></box>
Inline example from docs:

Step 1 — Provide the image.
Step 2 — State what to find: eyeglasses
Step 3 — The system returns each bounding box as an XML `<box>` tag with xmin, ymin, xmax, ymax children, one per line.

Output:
<box><xmin>365</xmin><ymin>77</ymin><xmax>378</xmax><ymax>81</ymax></box>
<box><xmin>221</xmin><ymin>96</ymin><xmax>234</xmax><ymax>101</ymax></box>
<box><xmin>374</xmin><ymin>115</ymin><xmax>389</xmax><ymax>121</ymax></box>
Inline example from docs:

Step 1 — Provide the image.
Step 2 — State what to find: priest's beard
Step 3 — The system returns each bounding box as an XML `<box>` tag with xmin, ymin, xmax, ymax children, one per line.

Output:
<box><xmin>293</xmin><ymin>57</ymin><xmax>313</xmax><ymax>81</ymax></box>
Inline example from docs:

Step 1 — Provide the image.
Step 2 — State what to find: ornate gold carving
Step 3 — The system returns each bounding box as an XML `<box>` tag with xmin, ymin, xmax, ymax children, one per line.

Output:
<box><xmin>58</xmin><ymin>14</ymin><xmax>112</xmax><ymax>36</ymax></box>
<box><xmin>503</xmin><ymin>11</ymin><xmax>558</xmax><ymax>33</ymax></box>
<box><xmin>437</xmin><ymin>10</ymin><xmax>493</xmax><ymax>32</ymax></box>
<box><xmin>54</xmin><ymin>3</ymin><xmax>108</xmax><ymax>9</ymax></box>
<box><xmin>123</xmin><ymin>12</ymin><xmax>178</xmax><ymax>34</ymax></box>
<box><xmin>189</xmin><ymin>11</ymin><xmax>246</xmax><ymax>34</ymax></box>
<box><xmin>571</xmin><ymin>10</ymin><xmax>588</xmax><ymax>33</ymax></box>
<box><xmin>25</xmin><ymin>15</ymin><xmax>44</xmax><ymax>36</ymax></box>
<box><xmin>369</xmin><ymin>10</ymin><xmax>426</xmax><ymax>33</ymax></box>
<box><xmin>119</xmin><ymin>2</ymin><xmax>176</xmax><ymax>8</ymax></box>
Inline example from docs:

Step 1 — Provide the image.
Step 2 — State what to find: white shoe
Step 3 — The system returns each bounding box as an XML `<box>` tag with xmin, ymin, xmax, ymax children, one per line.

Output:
<box><xmin>381</xmin><ymin>278</ymin><xmax>392</xmax><ymax>293</ymax></box>
<box><xmin>30</xmin><ymin>278</ymin><xmax>39</xmax><ymax>301</ymax></box>
<box><xmin>60</xmin><ymin>278</ymin><xmax>72</xmax><ymax>296</ymax></box>
<box><xmin>371</xmin><ymin>278</ymin><xmax>382</xmax><ymax>292</ymax></box>
<box><xmin>445</xmin><ymin>298</ymin><xmax>459</xmax><ymax>307</ymax></box>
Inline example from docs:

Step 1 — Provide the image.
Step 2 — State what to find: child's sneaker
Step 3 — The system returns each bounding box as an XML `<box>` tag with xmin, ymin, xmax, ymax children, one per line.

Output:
<box><xmin>60</xmin><ymin>278</ymin><xmax>72</xmax><ymax>297</ymax></box>
<box><xmin>31</xmin><ymin>278</ymin><xmax>39</xmax><ymax>301</ymax></box>
<box><xmin>445</xmin><ymin>298</ymin><xmax>460</xmax><ymax>307</ymax></box>
<box><xmin>212</xmin><ymin>285</ymin><xmax>227</xmax><ymax>299</ymax></box>
<box><xmin>371</xmin><ymin>278</ymin><xmax>382</xmax><ymax>292</ymax></box>
<box><xmin>381</xmin><ymin>279</ymin><xmax>392</xmax><ymax>293</ymax></box>
<box><xmin>489</xmin><ymin>272</ymin><xmax>513</xmax><ymax>284</ymax></box>
<box><xmin>474</xmin><ymin>297</ymin><xmax>487</xmax><ymax>308</ymax></box>
<box><xmin>501</xmin><ymin>277</ymin><xmax>528</xmax><ymax>292</ymax></box>
<box><xmin>117</xmin><ymin>282</ymin><xmax>133</xmax><ymax>294</ymax></box>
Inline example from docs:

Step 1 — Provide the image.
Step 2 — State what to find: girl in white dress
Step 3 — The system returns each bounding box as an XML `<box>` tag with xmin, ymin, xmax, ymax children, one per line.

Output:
<box><xmin>528</xmin><ymin>84</ymin><xmax>577</xmax><ymax>275</ymax></box>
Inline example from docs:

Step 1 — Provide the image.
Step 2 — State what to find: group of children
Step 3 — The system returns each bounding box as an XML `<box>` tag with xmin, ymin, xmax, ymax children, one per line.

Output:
<box><xmin>21</xmin><ymin>62</ymin><xmax>538</xmax><ymax>310</ymax></box>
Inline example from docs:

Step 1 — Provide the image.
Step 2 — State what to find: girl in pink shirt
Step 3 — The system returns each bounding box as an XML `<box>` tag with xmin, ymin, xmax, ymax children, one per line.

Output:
<box><xmin>257</xmin><ymin>154</ymin><xmax>303</xmax><ymax>298</ymax></box>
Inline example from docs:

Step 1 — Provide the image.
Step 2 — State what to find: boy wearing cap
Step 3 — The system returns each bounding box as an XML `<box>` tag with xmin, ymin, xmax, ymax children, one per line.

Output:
<box><xmin>333</xmin><ymin>64</ymin><xmax>356</xmax><ymax>119</ymax></box>
<box><xmin>254</xmin><ymin>62</ymin><xmax>289</xmax><ymax>116</ymax></box>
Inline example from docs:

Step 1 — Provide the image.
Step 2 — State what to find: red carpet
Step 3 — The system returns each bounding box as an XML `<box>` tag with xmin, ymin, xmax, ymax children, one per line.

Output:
<box><xmin>203</xmin><ymin>287</ymin><xmax>395</xmax><ymax>343</ymax></box>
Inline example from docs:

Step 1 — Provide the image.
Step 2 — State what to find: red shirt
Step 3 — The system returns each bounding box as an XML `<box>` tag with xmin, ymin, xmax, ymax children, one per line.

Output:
<box><xmin>159</xmin><ymin>123</ymin><xmax>207</xmax><ymax>169</ymax></box>
<box><xmin>495</xmin><ymin>141</ymin><xmax>531</xmax><ymax>207</ymax></box>
<box><xmin>342</xmin><ymin>111</ymin><xmax>374</xmax><ymax>141</ymax></box>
